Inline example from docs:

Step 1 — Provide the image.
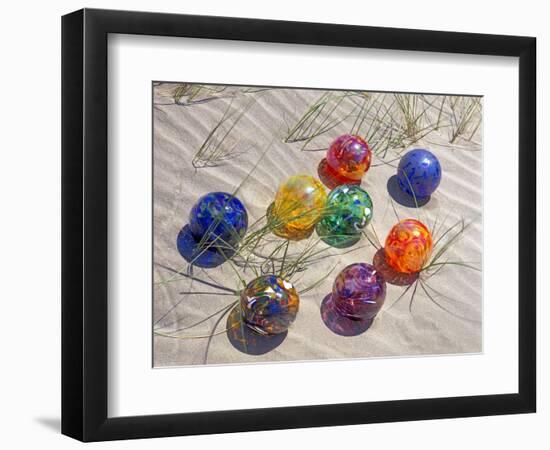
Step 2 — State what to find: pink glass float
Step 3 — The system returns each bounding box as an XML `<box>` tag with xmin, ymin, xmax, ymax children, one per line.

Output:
<box><xmin>240</xmin><ymin>275</ymin><xmax>300</xmax><ymax>335</ymax></box>
<box><xmin>318</xmin><ymin>134</ymin><xmax>372</xmax><ymax>189</ymax></box>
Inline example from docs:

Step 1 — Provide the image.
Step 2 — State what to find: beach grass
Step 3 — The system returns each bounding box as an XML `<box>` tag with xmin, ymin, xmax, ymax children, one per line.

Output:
<box><xmin>192</xmin><ymin>95</ymin><xmax>257</xmax><ymax>168</ymax></box>
<box><xmin>152</xmin><ymin>83</ymin><xmax>483</xmax><ymax>357</ymax></box>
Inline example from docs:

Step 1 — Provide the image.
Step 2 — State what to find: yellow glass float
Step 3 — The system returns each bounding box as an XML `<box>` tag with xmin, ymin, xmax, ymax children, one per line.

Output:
<box><xmin>267</xmin><ymin>175</ymin><xmax>327</xmax><ymax>240</ymax></box>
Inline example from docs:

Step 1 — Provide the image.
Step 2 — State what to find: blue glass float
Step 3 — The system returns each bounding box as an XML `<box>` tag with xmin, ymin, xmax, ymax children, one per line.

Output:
<box><xmin>189</xmin><ymin>192</ymin><xmax>248</xmax><ymax>245</ymax></box>
<box><xmin>177</xmin><ymin>192</ymin><xmax>247</xmax><ymax>268</ymax></box>
<box><xmin>397</xmin><ymin>148</ymin><xmax>442</xmax><ymax>199</ymax></box>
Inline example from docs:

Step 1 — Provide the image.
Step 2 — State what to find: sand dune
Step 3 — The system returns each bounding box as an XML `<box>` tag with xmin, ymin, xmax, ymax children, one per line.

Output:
<box><xmin>152</xmin><ymin>84</ymin><xmax>482</xmax><ymax>367</ymax></box>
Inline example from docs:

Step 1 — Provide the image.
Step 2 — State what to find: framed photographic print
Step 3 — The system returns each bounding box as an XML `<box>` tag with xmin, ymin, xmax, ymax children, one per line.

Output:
<box><xmin>61</xmin><ymin>8</ymin><xmax>536</xmax><ymax>442</ymax></box>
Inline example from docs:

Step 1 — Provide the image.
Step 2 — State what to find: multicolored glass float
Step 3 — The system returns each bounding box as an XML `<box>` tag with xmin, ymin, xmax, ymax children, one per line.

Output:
<box><xmin>177</xmin><ymin>192</ymin><xmax>248</xmax><ymax>268</ymax></box>
<box><xmin>240</xmin><ymin>275</ymin><xmax>300</xmax><ymax>335</ymax></box>
<box><xmin>316</xmin><ymin>184</ymin><xmax>373</xmax><ymax>248</ymax></box>
<box><xmin>267</xmin><ymin>175</ymin><xmax>327</xmax><ymax>241</ymax></box>
<box><xmin>318</xmin><ymin>134</ymin><xmax>372</xmax><ymax>188</ymax></box>
<box><xmin>397</xmin><ymin>148</ymin><xmax>442</xmax><ymax>199</ymax></box>
<box><xmin>384</xmin><ymin>219</ymin><xmax>433</xmax><ymax>273</ymax></box>
<box><xmin>330</xmin><ymin>263</ymin><xmax>386</xmax><ymax>321</ymax></box>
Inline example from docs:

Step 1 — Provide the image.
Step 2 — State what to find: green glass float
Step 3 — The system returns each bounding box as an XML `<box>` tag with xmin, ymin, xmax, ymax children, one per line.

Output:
<box><xmin>316</xmin><ymin>184</ymin><xmax>373</xmax><ymax>248</ymax></box>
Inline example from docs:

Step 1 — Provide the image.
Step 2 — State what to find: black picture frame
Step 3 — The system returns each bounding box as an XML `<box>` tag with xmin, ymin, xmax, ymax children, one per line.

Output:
<box><xmin>61</xmin><ymin>8</ymin><xmax>536</xmax><ymax>442</ymax></box>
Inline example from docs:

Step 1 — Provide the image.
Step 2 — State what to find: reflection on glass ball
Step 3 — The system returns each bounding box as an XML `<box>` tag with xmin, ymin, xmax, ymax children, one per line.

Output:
<box><xmin>240</xmin><ymin>275</ymin><xmax>300</xmax><ymax>335</ymax></box>
<box><xmin>267</xmin><ymin>175</ymin><xmax>327</xmax><ymax>241</ymax></box>
<box><xmin>325</xmin><ymin>134</ymin><xmax>372</xmax><ymax>183</ymax></box>
<box><xmin>316</xmin><ymin>184</ymin><xmax>373</xmax><ymax>248</ymax></box>
<box><xmin>385</xmin><ymin>219</ymin><xmax>433</xmax><ymax>273</ymax></box>
<box><xmin>189</xmin><ymin>192</ymin><xmax>248</xmax><ymax>245</ymax></box>
<box><xmin>331</xmin><ymin>263</ymin><xmax>386</xmax><ymax>320</ymax></box>
<box><xmin>397</xmin><ymin>148</ymin><xmax>442</xmax><ymax>199</ymax></box>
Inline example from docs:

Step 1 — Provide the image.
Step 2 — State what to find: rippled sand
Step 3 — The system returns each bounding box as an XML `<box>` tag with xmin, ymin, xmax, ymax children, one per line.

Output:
<box><xmin>152</xmin><ymin>83</ymin><xmax>482</xmax><ymax>367</ymax></box>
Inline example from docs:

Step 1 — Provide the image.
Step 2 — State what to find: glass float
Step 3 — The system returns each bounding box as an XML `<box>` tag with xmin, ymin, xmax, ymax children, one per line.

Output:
<box><xmin>331</xmin><ymin>263</ymin><xmax>386</xmax><ymax>320</ymax></box>
<box><xmin>316</xmin><ymin>184</ymin><xmax>373</xmax><ymax>248</ymax></box>
<box><xmin>318</xmin><ymin>134</ymin><xmax>372</xmax><ymax>188</ymax></box>
<box><xmin>189</xmin><ymin>191</ymin><xmax>248</xmax><ymax>245</ymax></box>
<box><xmin>397</xmin><ymin>148</ymin><xmax>442</xmax><ymax>199</ymax></box>
<box><xmin>240</xmin><ymin>275</ymin><xmax>300</xmax><ymax>335</ymax></box>
<box><xmin>177</xmin><ymin>192</ymin><xmax>248</xmax><ymax>268</ymax></box>
<box><xmin>384</xmin><ymin>219</ymin><xmax>433</xmax><ymax>274</ymax></box>
<box><xmin>267</xmin><ymin>175</ymin><xmax>327</xmax><ymax>240</ymax></box>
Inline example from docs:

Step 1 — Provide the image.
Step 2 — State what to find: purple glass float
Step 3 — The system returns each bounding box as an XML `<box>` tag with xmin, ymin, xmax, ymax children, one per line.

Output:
<box><xmin>240</xmin><ymin>275</ymin><xmax>299</xmax><ymax>335</ymax></box>
<box><xmin>331</xmin><ymin>263</ymin><xmax>386</xmax><ymax>321</ymax></box>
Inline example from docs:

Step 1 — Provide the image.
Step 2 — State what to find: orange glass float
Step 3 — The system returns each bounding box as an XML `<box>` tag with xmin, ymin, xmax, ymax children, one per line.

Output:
<box><xmin>384</xmin><ymin>219</ymin><xmax>433</xmax><ymax>273</ymax></box>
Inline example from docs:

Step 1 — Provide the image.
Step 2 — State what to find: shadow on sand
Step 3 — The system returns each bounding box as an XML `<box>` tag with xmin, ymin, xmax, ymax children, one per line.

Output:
<box><xmin>226</xmin><ymin>306</ymin><xmax>287</xmax><ymax>355</ymax></box>
<box><xmin>317</xmin><ymin>158</ymin><xmax>361</xmax><ymax>190</ymax></box>
<box><xmin>176</xmin><ymin>224</ymin><xmax>236</xmax><ymax>269</ymax></box>
<box><xmin>372</xmin><ymin>248</ymin><xmax>419</xmax><ymax>286</ymax></box>
<box><xmin>320</xmin><ymin>294</ymin><xmax>374</xmax><ymax>337</ymax></box>
<box><xmin>386</xmin><ymin>175</ymin><xmax>430</xmax><ymax>208</ymax></box>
